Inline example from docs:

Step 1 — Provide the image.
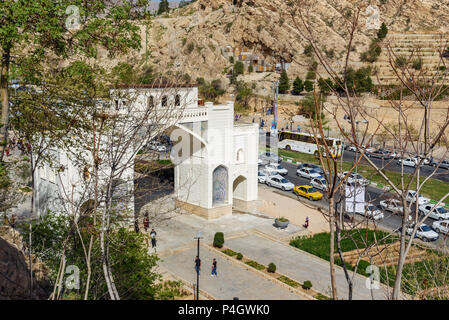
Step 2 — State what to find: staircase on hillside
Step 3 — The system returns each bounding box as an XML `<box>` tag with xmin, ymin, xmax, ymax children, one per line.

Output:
<box><xmin>373</xmin><ymin>33</ymin><xmax>449</xmax><ymax>85</ymax></box>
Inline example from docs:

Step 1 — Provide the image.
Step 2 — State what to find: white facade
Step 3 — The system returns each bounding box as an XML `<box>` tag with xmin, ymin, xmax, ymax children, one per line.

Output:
<box><xmin>34</xmin><ymin>85</ymin><xmax>258</xmax><ymax>220</ymax></box>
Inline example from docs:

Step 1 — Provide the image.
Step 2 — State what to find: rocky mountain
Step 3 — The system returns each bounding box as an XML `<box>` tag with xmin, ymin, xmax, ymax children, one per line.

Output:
<box><xmin>123</xmin><ymin>0</ymin><xmax>448</xmax><ymax>88</ymax></box>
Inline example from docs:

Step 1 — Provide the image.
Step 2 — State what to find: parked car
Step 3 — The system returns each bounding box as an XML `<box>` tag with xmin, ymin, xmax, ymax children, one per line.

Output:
<box><xmin>405</xmin><ymin>190</ymin><xmax>430</xmax><ymax>205</ymax></box>
<box><xmin>265</xmin><ymin>163</ymin><xmax>288</xmax><ymax>175</ymax></box>
<box><xmin>296</xmin><ymin>163</ymin><xmax>324</xmax><ymax>175</ymax></box>
<box><xmin>293</xmin><ymin>185</ymin><xmax>323</xmax><ymax>201</ymax></box>
<box><xmin>379</xmin><ymin>199</ymin><xmax>403</xmax><ymax>214</ymax></box>
<box><xmin>310</xmin><ymin>177</ymin><xmax>328</xmax><ymax>191</ymax></box>
<box><xmin>418</xmin><ymin>204</ymin><xmax>449</xmax><ymax>220</ymax></box>
<box><xmin>265</xmin><ymin>175</ymin><xmax>295</xmax><ymax>191</ymax></box>
<box><xmin>397</xmin><ymin>158</ymin><xmax>419</xmax><ymax>168</ymax></box>
<box><xmin>406</xmin><ymin>223</ymin><xmax>439</xmax><ymax>242</ymax></box>
<box><xmin>385</xmin><ymin>150</ymin><xmax>400</xmax><ymax>159</ymax></box>
<box><xmin>258</xmin><ymin>171</ymin><xmax>269</xmax><ymax>183</ymax></box>
<box><xmin>156</xmin><ymin>144</ymin><xmax>167</xmax><ymax>152</ymax></box>
<box><xmin>430</xmin><ymin>159</ymin><xmax>449</xmax><ymax>170</ymax></box>
<box><xmin>297</xmin><ymin>167</ymin><xmax>322</xmax><ymax>179</ymax></box>
<box><xmin>259</xmin><ymin>152</ymin><xmax>282</xmax><ymax>165</ymax></box>
<box><xmin>432</xmin><ymin>220</ymin><xmax>449</xmax><ymax>234</ymax></box>
<box><xmin>412</xmin><ymin>155</ymin><xmax>430</xmax><ymax>165</ymax></box>
<box><xmin>360</xmin><ymin>204</ymin><xmax>385</xmax><ymax>220</ymax></box>
<box><xmin>339</xmin><ymin>171</ymin><xmax>369</xmax><ymax>185</ymax></box>
<box><xmin>258</xmin><ymin>159</ymin><xmax>264</xmax><ymax>166</ymax></box>
<box><xmin>368</xmin><ymin>149</ymin><xmax>393</xmax><ymax>160</ymax></box>
<box><xmin>347</xmin><ymin>145</ymin><xmax>357</xmax><ymax>152</ymax></box>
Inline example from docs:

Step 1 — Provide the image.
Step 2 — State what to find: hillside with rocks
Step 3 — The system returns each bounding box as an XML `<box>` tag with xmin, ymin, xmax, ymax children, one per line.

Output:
<box><xmin>120</xmin><ymin>0</ymin><xmax>449</xmax><ymax>89</ymax></box>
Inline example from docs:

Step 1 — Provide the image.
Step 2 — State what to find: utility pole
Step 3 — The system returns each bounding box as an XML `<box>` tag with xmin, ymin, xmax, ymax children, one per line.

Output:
<box><xmin>194</xmin><ymin>231</ymin><xmax>202</xmax><ymax>300</ymax></box>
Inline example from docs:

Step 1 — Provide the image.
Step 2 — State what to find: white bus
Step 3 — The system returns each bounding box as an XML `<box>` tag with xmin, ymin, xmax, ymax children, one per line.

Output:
<box><xmin>278</xmin><ymin>131</ymin><xmax>342</xmax><ymax>158</ymax></box>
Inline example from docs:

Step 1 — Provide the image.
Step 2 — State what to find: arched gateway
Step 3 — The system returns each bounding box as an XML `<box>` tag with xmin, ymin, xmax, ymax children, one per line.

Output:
<box><xmin>34</xmin><ymin>84</ymin><xmax>259</xmax><ymax>220</ymax></box>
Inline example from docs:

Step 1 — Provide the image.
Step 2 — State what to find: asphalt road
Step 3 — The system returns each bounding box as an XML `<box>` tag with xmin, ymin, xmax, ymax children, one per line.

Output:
<box><xmin>342</xmin><ymin>149</ymin><xmax>449</xmax><ymax>183</ymax></box>
<box><xmin>261</xmin><ymin>160</ymin><xmax>449</xmax><ymax>249</ymax></box>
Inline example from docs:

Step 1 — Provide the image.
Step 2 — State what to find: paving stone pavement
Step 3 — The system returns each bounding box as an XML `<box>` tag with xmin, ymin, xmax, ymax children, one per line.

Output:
<box><xmin>159</xmin><ymin>245</ymin><xmax>306</xmax><ymax>300</ymax></box>
<box><xmin>225</xmin><ymin>234</ymin><xmax>395</xmax><ymax>300</ymax></box>
<box><xmin>153</xmin><ymin>212</ymin><xmax>306</xmax><ymax>255</ymax></box>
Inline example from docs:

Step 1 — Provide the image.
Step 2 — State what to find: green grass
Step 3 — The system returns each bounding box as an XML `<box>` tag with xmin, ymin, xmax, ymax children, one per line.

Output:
<box><xmin>315</xmin><ymin>293</ymin><xmax>332</xmax><ymax>300</ymax></box>
<box><xmin>277</xmin><ymin>275</ymin><xmax>300</xmax><ymax>287</ymax></box>
<box><xmin>245</xmin><ymin>260</ymin><xmax>266</xmax><ymax>270</ymax></box>
<box><xmin>222</xmin><ymin>248</ymin><xmax>238</xmax><ymax>256</ymax></box>
<box><xmin>277</xmin><ymin>149</ymin><xmax>449</xmax><ymax>201</ymax></box>
<box><xmin>290</xmin><ymin>229</ymin><xmax>391</xmax><ymax>261</ymax></box>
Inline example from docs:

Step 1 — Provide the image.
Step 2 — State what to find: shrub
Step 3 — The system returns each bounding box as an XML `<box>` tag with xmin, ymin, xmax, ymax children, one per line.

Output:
<box><xmin>412</xmin><ymin>58</ymin><xmax>422</xmax><ymax>70</ymax></box>
<box><xmin>304</xmin><ymin>44</ymin><xmax>313</xmax><ymax>57</ymax></box>
<box><xmin>236</xmin><ymin>253</ymin><xmax>243</xmax><ymax>260</ymax></box>
<box><xmin>222</xmin><ymin>248</ymin><xmax>237</xmax><ymax>256</ymax></box>
<box><xmin>305</xmin><ymin>70</ymin><xmax>316</xmax><ymax>80</ymax></box>
<box><xmin>302</xmin><ymin>280</ymin><xmax>313</xmax><ymax>290</ymax></box>
<box><xmin>360</xmin><ymin>39</ymin><xmax>382</xmax><ymax>63</ymax></box>
<box><xmin>233</xmin><ymin>61</ymin><xmax>244</xmax><ymax>76</ymax></box>
<box><xmin>304</xmin><ymin>80</ymin><xmax>314</xmax><ymax>92</ymax></box>
<box><xmin>278</xmin><ymin>275</ymin><xmax>299</xmax><ymax>287</ymax></box>
<box><xmin>276</xmin><ymin>217</ymin><xmax>289</xmax><ymax>222</ymax></box>
<box><xmin>248</xmin><ymin>65</ymin><xmax>253</xmax><ymax>73</ymax></box>
<box><xmin>395</xmin><ymin>56</ymin><xmax>407</xmax><ymax>68</ymax></box>
<box><xmin>187</xmin><ymin>42</ymin><xmax>195</xmax><ymax>54</ymax></box>
<box><xmin>267</xmin><ymin>263</ymin><xmax>276</xmax><ymax>273</ymax></box>
<box><xmin>213</xmin><ymin>232</ymin><xmax>224</xmax><ymax>248</ymax></box>
<box><xmin>245</xmin><ymin>260</ymin><xmax>266</xmax><ymax>270</ymax></box>
<box><xmin>229</xmin><ymin>56</ymin><xmax>234</xmax><ymax>64</ymax></box>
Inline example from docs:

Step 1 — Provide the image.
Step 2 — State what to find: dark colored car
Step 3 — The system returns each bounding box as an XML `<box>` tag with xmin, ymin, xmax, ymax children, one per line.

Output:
<box><xmin>368</xmin><ymin>149</ymin><xmax>393</xmax><ymax>160</ymax></box>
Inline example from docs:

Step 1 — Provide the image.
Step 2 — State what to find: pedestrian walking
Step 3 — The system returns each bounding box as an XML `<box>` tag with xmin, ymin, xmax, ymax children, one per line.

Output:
<box><xmin>143</xmin><ymin>215</ymin><xmax>149</xmax><ymax>232</ymax></box>
<box><xmin>195</xmin><ymin>256</ymin><xmax>201</xmax><ymax>276</ymax></box>
<box><xmin>134</xmin><ymin>218</ymin><xmax>140</xmax><ymax>233</ymax></box>
<box><xmin>211</xmin><ymin>258</ymin><xmax>217</xmax><ymax>277</ymax></box>
<box><xmin>3</xmin><ymin>215</ymin><xmax>9</xmax><ymax>226</ymax></box>
<box><xmin>304</xmin><ymin>216</ymin><xmax>309</xmax><ymax>228</ymax></box>
<box><xmin>10</xmin><ymin>214</ymin><xmax>15</xmax><ymax>229</ymax></box>
<box><xmin>150</xmin><ymin>228</ymin><xmax>157</xmax><ymax>248</ymax></box>
<box><xmin>5</xmin><ymin>147</ymin><xmax>10</xmax><ymax>157</ymax></box>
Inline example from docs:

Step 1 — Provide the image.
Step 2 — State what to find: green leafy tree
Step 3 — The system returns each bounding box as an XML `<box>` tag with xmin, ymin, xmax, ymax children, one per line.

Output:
<box><xmin>158</xmin><ymin>0</ymin><xmax>170</xmax><ymax>15</ymax></box>
<box><xmin>278</xmin><ymin>71</ymin><xmax>291</xmax><ymax>94</ymax></box>
<box><xmin>292</xmin><ymin>77</ymin><xmax>304</xmax><ymax>95</ymax></box>
<box><xmin>318</xmin><ymin>78</ymin><xmax>334</xmax><ymax>96</ymax></box>
<box><xmin>0</xmin><ymin>0</ymin><xmax>148</xmax><ymax>161</ymax></box>
<box><xmin>304</xmin><ymin>80</ymin><xmax>314</xmax><ymax>92</ymax></box>
<box><xmin>377</xmin><ymin>22</ymin><xmax>388</xmax><ymax>39</ymax></box>
<box><xmin>235</xmin><ymin>81</ymin><xmax>253</xmax><ymax>110</ymax></box>
<box><xmin>234</xmin><ymin>61</ymin><xmax>245</xmax><ymax>76</ymax></box>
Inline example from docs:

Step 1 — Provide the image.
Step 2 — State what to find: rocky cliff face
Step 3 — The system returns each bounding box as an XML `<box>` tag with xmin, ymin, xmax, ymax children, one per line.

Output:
<box><xmin>127</xmin><ymin>0</ymin><xmax>449</xmax><ymax>84</ymax></box>
<box><xmin>0</xmin><ymin>226</ymin><xmax>51</xmax><ymax>300</ymax></box>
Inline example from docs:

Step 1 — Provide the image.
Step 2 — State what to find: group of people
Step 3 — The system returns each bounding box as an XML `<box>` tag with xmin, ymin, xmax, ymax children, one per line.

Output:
<box><xmin>136</xmin><ymin>213</ymin><xmax>157</xmax><ymax>250</ymax></box>
<box><xmin>195</xmin><ymin>256</ymin><xmax>218</xmax><ymax>277</ymax></box>
<box><xmin>5</xmin><ymin>136</ymin><xmax>30</xmax><ymax>157</ymax></box>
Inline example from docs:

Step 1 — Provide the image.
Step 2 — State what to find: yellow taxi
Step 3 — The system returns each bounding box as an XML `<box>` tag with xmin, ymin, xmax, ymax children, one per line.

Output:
<box><xmin>293</xmin><ymin>185</ymin><xmax>323</xmax><ymax>201</ymax></box>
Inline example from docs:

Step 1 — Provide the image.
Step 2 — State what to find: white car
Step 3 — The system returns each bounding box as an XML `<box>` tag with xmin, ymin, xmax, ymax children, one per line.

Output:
<box><xmin>347</xmin><ymin>145</ymin><xmax>357</xmax><ymax>152</ymax></box>
<box><xmin>397</xmin><ymin>158</ymin><xmax>418</xmax><ymax>167</ymax></box>
<box><xmin>360</xmin><ymin>204</ymin><xmax>384</xmax><ymax>220</ymax></box>
<box><xmin>265</xmin><ymin>175</ymin><xmax>295</xmax><ymax>191</ymax></box>
<box><xmin>406</xmin><ymin>224</ymin><xmax>439</xmax><ymax>242</ymax></box>
<box><xmin>379</xmin><ymin>199</ymin><xmax>403</xmax><ymax>214</ymax></box>
<box><xmin>297</xmin><ymin>168</ymin><xmax>322</xmax><ymax>179</ymax></box>
<box><xmin>339</xmin><ymin>171</ymin><xmax>369</xmax><ymax>185</ymax></box>
<box><xmin>265</xmin><ymin>163</ymin><xmax>288</xmax><ymax>175</ymax></box>
<box><xmin>432</xmin><ymin>220</ymin><xmax>449</xmax><ymax>234</ymax></box>
<box><xmin>418</xmin><ymin>204</ymin><xmax>449</xmax><ymax>220</ymax></box>
<box><xmin>405</xmin><ymin>190</ymin><xmax>429</xmax><ymax>205</ymax></box>
<box><xmin>311</xmin><ymin>177</ymin><xmax>328</xmax><ymax>191</ymax></box>
<box><xmin>258</xmin><ymin>159</ymin><xmax>263</xmax><ymax>166</ymax></box>
<box><xmin>258</xmin><ymin>171</ymin><xmax>268</xmax><ymax>183</ymax></box>
<box><xmin>156</xmin><ymin>145</ymin><xmax>167</xmax><ymax>152</ymax></box>
<box><xmin>412</xmin><ymin>156</ymin><xmax>430</xmax><ymax>165</ymax></box>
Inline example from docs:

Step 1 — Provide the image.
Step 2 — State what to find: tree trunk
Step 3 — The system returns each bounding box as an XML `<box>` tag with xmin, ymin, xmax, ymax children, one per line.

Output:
<box><xmin>392</xmin><ymin>198</ymin><xmax>408</xmax><ymax>299</ymax></box>
<box><xmin>328</xmin><ymin>197</ymin><xmax>338</xmax><ymax>299</ymax></box>
<box><xmin>0</xmin><ymin>51</ymin><xmax>11</xmax><ymax>162</ymax></box>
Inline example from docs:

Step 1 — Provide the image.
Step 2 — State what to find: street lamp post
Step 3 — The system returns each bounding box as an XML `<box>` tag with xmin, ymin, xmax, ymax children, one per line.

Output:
<box><xmin>194</xmin><ymin>231</ymin><xmax>203</xmax><ymax>300</ymax></box>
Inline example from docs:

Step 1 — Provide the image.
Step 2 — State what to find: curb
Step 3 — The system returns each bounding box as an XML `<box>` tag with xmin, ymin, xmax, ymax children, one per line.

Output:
<box><xmin>206</xmin><ymin>243</ymin><xmax>316</xmax><ymax>300</ymax></box>
<box><xmin>158</xmin><ymin>265</ymin><xmax>216</xmax><ymax>300</ymax></box>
